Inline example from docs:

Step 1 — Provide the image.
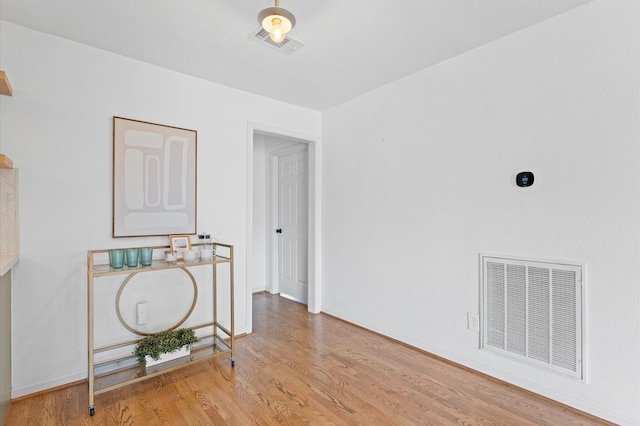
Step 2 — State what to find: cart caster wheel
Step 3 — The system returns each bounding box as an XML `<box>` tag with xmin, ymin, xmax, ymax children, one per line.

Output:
<box><xmin>231</xmin><ymin>358</ymin><xmax>235</xmax><ymax>367</ymax></box>
<box><xmin>89</xmin><ymin>406</ymin><xmax>96</xmax><ymax>416</ymax></box>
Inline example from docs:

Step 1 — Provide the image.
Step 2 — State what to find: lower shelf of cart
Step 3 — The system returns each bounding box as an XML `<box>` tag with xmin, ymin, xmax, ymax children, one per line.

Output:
<box><xmin>93</xmin><ymin>335</ymin><xmax>232</xmax><ymax>394</ymax></box>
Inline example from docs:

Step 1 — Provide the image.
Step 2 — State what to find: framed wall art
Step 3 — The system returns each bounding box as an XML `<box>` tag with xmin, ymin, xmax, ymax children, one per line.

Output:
<box><xmin>113</xmin><ymin>116</ymin><xmax>197</xmax><ymax>237</ymax></box>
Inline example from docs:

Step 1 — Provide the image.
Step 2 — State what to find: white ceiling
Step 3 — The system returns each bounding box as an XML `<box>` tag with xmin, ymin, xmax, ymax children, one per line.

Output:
<box><xmin>0</xmin><ymin>0</ymin><xmax>593</xmax><ymax>111</ymax></box>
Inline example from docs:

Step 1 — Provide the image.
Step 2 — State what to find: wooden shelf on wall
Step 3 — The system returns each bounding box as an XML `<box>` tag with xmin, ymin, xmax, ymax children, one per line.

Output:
<box><xmin>0</xmin><ymin>155</ymin><xmax>13</xmax><ymax>169</ymax></box>
<box><xmin>0</xmin><ymin>71</ymin><xmax>12</xmax><ymax>96</ymax></box>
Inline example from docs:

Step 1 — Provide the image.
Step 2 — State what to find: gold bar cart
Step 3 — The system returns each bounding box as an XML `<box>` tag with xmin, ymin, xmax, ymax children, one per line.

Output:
<box><xmin>86</xmin><ymin>243</ymin><xmax>234</xmax><ymax>416</ymax></box>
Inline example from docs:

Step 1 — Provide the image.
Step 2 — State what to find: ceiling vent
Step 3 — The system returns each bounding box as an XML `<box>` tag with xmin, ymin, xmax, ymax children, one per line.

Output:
<box><xmin>250</xmin><ymin>28</ymin><xmax>304</xmax><ymax>55</ymax></box>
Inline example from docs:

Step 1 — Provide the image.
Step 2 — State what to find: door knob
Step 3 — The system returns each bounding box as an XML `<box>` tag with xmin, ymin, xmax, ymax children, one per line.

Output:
<box><xmin>276</xmin><ymin>229</ymin><xmax>282</xmax><ymax>233</ymax></box>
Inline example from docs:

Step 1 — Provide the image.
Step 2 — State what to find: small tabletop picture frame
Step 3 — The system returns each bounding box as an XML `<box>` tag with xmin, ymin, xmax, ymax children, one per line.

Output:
<box><xmin>169</xmin><ymin>234</ymin><xmax>192</xmax><ymax>260</ymax></box>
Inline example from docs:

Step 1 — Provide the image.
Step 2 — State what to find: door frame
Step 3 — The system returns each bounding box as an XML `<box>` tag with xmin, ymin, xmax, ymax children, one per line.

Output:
<box><xmin>246</xmin><ymin>122</ymin><xmax>321</xmax><ymax>334</ymax></box>
<box><xmin>268</xmin><ymin>143</ymin><xmax>308</xmax><ymax>299</ymax></box>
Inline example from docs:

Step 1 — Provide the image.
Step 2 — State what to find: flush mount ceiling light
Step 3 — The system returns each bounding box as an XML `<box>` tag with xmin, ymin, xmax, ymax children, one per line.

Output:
<box><xmin>257</xmin><ymin>0</ymin><xmax>296</xmax><ymax>44</ymax></box>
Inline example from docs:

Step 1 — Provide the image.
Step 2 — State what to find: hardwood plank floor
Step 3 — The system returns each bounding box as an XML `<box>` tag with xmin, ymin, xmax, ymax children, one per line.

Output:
<box><xmin>6</xmin><ymin>292</ymin><xmax>613</xmax><ymax>425</ymax></box>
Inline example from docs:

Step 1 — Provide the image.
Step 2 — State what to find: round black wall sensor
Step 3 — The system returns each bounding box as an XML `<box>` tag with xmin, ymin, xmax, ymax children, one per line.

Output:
<box><xmin>516</xmin><ymin>171</ymin><xmax>534</xmax><ymax>187</ymax></box>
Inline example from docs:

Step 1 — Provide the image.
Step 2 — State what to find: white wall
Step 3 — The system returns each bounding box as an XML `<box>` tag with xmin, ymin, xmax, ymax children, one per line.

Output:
<box><xmin>0</xmin><ymin>21</ymin><xmax>320</xmax><ymax>397</ymax></box>
<box><xmin>321</xmin><ymin>1</ymin><xmax>639</xmax><ymax>424</ymax></box>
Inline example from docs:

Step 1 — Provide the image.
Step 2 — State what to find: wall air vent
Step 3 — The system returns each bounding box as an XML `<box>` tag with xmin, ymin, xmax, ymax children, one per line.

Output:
<box><xmin>481</xmin><ymin>255</ymin><xmax>584</xmax><ymax>379</ymax></box>
<box><xmin>250</xmin><ymin>28</ymin><xmax>304</xmax><ymax>55</ymax></box>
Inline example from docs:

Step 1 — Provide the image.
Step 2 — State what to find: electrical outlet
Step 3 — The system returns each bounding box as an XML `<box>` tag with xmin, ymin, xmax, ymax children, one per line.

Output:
<box><xmin>467</xmin><ymin>312</ymin><xmax>480</xmax><ymax>332</ymax></box>
<box><xmin>137</xmin><ymin>302</ymin><xmax>148</xmax><ymax>326</ymax></box>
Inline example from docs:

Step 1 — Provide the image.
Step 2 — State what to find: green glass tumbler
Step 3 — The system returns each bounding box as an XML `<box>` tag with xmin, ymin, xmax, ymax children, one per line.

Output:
<box><xmin>109</xmin><ymin>249</ymin><xmax>124</xmax><ymax>269</ymax></box>
<box><xmin>139</xmin><ymin>247</ymin><xmax>153</xmax><ymax>266</ymax></box>
<box><xmin>124</xmin><ymin>248</ymin><xmax>139</xmax><ymax>267</ymax></box>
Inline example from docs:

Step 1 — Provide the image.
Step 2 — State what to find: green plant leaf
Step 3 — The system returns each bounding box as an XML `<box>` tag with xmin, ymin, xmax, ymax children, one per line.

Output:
<box><xmin>133</xmin><ymin>328</ymin><xmax>199</xmax><ymax>366</ymax></box>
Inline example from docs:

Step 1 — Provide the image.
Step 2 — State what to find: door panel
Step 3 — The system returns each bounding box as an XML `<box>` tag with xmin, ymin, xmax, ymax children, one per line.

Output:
<box><xmin>278</xmin><ymin>148</ymin><xmax>309</xmax><ymax>303</ymax></box>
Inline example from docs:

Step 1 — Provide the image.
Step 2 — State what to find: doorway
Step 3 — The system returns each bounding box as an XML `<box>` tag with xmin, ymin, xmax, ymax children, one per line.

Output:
<box><xmin>247</xmin><ymin>124</ymin><xmax>319</xmax><ymax>333</ymax></box>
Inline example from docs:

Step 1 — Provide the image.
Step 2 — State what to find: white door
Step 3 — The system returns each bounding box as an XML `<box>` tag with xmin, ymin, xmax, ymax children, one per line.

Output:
<box><xmin>277</xmin><ymin>148</ymin><xmax>309</xmax><ymax>303</ymax></box>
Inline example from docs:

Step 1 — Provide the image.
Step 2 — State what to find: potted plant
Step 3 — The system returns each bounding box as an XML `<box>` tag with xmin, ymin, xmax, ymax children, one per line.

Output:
<box><xmin>134</xmin><ymin>328</ymin><xmax>199</xmax><ymax>367</ymax></box>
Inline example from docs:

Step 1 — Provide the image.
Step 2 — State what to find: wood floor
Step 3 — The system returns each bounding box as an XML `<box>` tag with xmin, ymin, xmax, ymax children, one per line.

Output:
<box><xmin>7</xmin><ymin>292</ymin><xmax>612</xmax><ymax>425</ymax></box>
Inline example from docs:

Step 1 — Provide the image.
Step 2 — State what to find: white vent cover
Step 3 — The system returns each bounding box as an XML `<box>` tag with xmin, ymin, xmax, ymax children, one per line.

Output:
<box><xmin>481</xmin><ymin>255</ymin><xmax>584</xmax><ymax>379</ymax></box>
<box><xmin>250</xmin><ymin>28</ymin><xmax>304</xmax><ymax>55</ymax></box>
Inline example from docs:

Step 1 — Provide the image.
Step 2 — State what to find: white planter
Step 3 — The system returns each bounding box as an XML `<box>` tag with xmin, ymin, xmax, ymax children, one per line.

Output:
<box><xmin>145</xmin><ymin>345</ymin><xmax>191</xmax><ymax>367</ymax></box>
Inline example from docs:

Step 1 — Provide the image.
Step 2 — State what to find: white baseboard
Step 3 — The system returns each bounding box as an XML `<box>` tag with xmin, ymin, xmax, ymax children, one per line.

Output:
<box><xmin>12</xmin><ymin>370</ymin><xmax>86</xmax><ymax>399</ymax></box>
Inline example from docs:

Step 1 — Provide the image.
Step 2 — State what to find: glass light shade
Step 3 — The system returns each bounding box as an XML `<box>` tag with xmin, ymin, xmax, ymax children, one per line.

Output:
<box><xmin>258</xmin><ymin>6</ymin><xmax>296</xmax><ymax>43</ymax></box>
